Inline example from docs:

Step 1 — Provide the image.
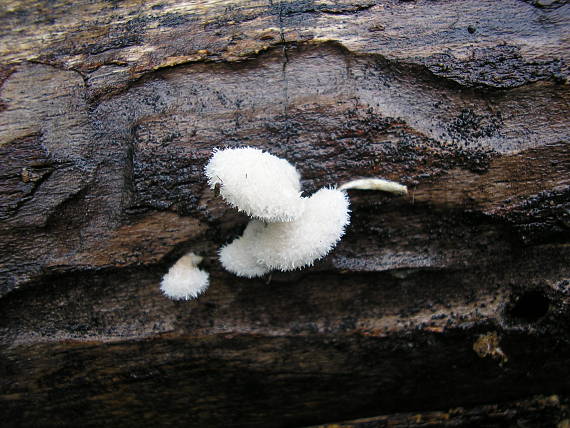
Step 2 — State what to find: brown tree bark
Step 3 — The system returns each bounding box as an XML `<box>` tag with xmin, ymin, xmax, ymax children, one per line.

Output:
<box><xmin>0</xmin><ymin>0</ymin><xmax>569</xmax><ymax>426</ymax></box>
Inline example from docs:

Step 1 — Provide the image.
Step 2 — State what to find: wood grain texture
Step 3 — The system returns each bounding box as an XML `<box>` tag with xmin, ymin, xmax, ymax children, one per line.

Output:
<box><xmin>309</xmin><ymin>395</ymin><xmax>569</xmax><ymax>427</ymax></box>
<box><xmin>0</xmin><ymin>0</ymin><xmax>569</xmax><ymax>426</ymax></box>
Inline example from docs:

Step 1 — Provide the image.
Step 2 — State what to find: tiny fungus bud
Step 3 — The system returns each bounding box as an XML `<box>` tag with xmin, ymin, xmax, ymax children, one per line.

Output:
<box><xmin>160</xmin><ymin>252</ymin><xmax>209</xmax><ymax>300</ymax></box>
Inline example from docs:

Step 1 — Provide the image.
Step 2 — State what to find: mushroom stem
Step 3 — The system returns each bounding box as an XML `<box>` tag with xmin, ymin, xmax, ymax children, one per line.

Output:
<box><xmin>339</xmin><ymin>178</ymin><xmax>408</xmax><ymax>195</ymax></box>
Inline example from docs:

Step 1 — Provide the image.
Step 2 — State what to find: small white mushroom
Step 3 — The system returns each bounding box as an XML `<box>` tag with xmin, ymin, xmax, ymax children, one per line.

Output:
<box><xmin>252</xmin><ymin>187</ymin><xmax>350</xmax><ymax>271</ymax></box>
<box><xmin>339</xmin><ymin>178</ymin><xmax>408</xmax><ymax>196</ymax></box>
<box><xmin>160</xmin><ymin>252</ymin><xmax>210</xmax><ymax>300</ymax></box>
<box><xmin>219</xmin><ymin>220</ymin><xmax>271</xmax><ymax>278</ymax></box>
<box><xmin>205</xmin><ymin>147</ymin><xmax>305</xmax><ymax>222</ymax></box>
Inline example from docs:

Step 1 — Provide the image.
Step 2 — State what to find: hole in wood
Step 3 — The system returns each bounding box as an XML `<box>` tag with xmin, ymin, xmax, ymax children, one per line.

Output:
<box><xmin>508</xmin><ymin>289</ymin><xmax>550</xmax><ymax>322</ymax></box>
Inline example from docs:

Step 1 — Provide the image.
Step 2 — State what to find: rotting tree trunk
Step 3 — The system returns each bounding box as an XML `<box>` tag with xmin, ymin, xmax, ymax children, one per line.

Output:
<box><xmin>1</xmin><ymin>1</ymin><xmax>569</xmax><ymax>427</ymax></box>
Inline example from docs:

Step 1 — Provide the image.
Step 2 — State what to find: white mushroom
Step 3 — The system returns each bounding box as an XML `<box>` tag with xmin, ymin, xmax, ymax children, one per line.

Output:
<box><xmin>160</xmin><ymin>252</ymin><xmax>209</xmax><ymax>300</ymax></box>
<box><xmin>219</xmin><ymin>220</ymin><xmax>271</xmax><ymax>278</ymax></box>
<box><xmin>252</xmin><ymin>187</ymin><xmax>350</xmax><ymax>272</ymax></box>
<box><xmin>205</xmin><ymin>147</ymin><xmax>305</xmax><ymax>222</ymax></box>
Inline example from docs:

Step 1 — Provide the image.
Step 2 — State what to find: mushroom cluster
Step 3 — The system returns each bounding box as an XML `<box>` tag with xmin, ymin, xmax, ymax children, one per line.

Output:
<box><xmin>160</xmin><ymin>147</ymin><xmax>408</xmax><ymax>300</ymax></box>
<box><xmin>208</xmin><ymin>147</ymin><xmax>351</xmax><ymax>278</ymax></box>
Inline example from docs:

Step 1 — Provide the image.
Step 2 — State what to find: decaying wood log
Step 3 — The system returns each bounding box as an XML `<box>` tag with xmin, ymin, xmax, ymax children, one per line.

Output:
<box><xmin>0</xmin><ymin>0</ymin><xmax>569</xmax><ymax>426</ymax></box>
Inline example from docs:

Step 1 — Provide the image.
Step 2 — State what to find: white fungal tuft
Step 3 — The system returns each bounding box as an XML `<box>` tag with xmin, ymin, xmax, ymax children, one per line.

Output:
<box><xmin>160</xmin><ymin>252</ymin><xmax>210</xmax><ymax>300</ymax></box>
<box><xmin>219</xmin><ymin>221</ymin><xmax>271</xmax><ymax>278</ymax></box>
<box><xmin>205</xmin><ymin>147</ymin><xmax>305</xmax><ymax>222</ymax></box>
<box><xmin>252</xmin><ymin>187</ymin><xmax>350</xmax><ymax>271</ymax></box>
<box><xmin>339</xmin><ymin>178</ymin><xmax>408</xmax><ymax>195</ymax></box>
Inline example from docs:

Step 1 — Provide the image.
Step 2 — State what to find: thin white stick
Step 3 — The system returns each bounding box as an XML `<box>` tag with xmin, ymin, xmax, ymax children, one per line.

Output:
<box><xmin>339</xmin><ymin>178</ymin><xmax>408</xmax><ymax>196</ymax></box>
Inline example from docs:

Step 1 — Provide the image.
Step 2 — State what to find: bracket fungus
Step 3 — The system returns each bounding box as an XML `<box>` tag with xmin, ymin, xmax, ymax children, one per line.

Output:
<box><xmin>160</xmin><ymin>252</ymin><xmax>210</xmax><ymax>300</ymax></box>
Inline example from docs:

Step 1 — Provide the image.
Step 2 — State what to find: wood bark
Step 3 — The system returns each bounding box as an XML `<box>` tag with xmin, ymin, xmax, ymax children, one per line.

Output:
<box><xmin>0</xmin><ymin>0</ymin><xmax>569</xmax><ymax>426</ymax></box>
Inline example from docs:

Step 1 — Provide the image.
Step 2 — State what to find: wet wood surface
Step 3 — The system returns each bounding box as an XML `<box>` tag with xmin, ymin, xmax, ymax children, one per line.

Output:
<box><xmin>0</xmin><ymin>0</ymin><xmax>569</xmax><ymax>426</ymax></box>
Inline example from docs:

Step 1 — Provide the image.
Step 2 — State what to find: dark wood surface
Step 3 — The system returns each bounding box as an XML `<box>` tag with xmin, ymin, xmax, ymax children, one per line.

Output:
<box><xmin>1</xmin><ymin>1</ymin><xmax>569</xmax><ymax>426</ymax></box>
<box><xmin>309</xmin><ymin>395</ymin><xmax>569</xmax><ymax>427</ymax></box>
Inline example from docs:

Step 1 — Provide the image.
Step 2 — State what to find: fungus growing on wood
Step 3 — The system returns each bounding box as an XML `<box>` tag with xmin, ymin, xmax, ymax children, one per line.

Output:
<box><xmin>204</xmin><ymin>147</ymin><xmax>305</xmax><ymax>222</ymax></box>
<box><xmin>160</xmin><ymin>252</ymin><xmax>209</xmax><ymax>300</ymax></box>
<box><xmin>207</xmin><ymin>147</ymin><xmax>406</xmax><ymax>278</ymax></box>
<box><xmin>252</xmin><ymin>188</ymin><xmax>350</xmax><ymax>271</ymax></box>
<box><xmin>219</xmin><ymin>188</ymin><xmax>350</xmax><ymax>275</ymax></box>
<box><xmin>219</xmin><ymin>220</ymin><xmax>271</xmax><ymax>278</ymax></box>
<box><xmin>339</xmin><ymin>178</ymin><xmax>408</xmax><ymax>195</ymax></box>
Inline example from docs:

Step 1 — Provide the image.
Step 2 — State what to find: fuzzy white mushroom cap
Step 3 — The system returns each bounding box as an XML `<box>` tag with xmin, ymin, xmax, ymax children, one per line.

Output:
<box><xmin>160</xmin><ymin>252</ymin><xmax>210</xmax><ymax>300</ymax></box>
<box><xmin>205</xmin><ymin>147</ymin><xmax>304</xmax><ymax>222</ymax></box>
<box><xmin>219</xmin><ymin>220</ymin><xmax>271</xmax><ymax>278</ymax></box>
<box><xmin>253</xmin><ymin>187</ymin><xmax>350</xmax><ymax>271</ymax></box>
